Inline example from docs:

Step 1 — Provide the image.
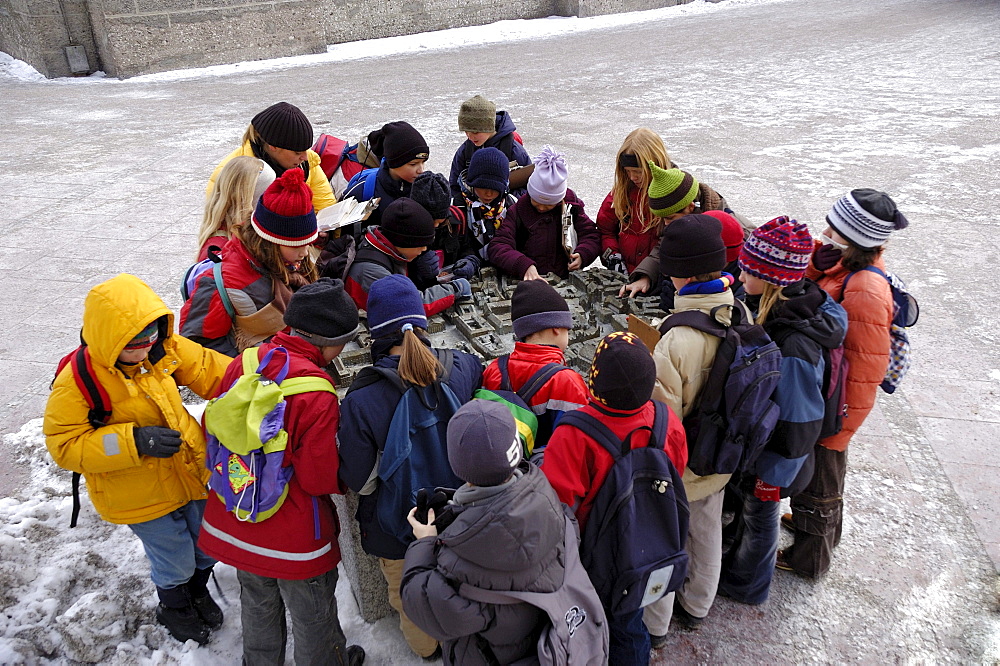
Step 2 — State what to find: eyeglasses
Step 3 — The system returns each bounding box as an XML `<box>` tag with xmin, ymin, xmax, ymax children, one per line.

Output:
<box><xmin>820</xmin><ymin>232</ymin><xmax>848</xmax><ymax>251</ymax></box>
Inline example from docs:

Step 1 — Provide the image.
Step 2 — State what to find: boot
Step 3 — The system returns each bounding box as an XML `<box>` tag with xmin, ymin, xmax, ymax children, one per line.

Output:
<box><xmin>335</xmin><ymin>644</ymin><xmax>366</xmax><ymax>665</ymax></box>
<box><xmin>187</xmin><ymin>566</ymin><xmax>224</xmax><ymax>629</ymax></box>
<box><xmin>155</xmin><ymin>585</ymin><xmax>210</xmax><ymax>645</ymax></box>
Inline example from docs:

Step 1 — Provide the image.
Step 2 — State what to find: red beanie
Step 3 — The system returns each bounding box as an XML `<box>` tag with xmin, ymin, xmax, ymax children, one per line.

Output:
<box><xmin>703</xmin><ymin>210</ymin><xmax>745</xmax><ymax>264</ymax></box>
<box><xmin>251</xmin><ymin>168</ymin><xmax>317</xmax><ymax>246</ymax></box>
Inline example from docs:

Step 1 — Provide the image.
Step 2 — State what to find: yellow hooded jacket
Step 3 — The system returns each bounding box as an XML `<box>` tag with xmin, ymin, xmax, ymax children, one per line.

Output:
<box><xmin>44</xmin><ymin>274</ymin><xmax>231</xmax><ymax>525</ymax></box>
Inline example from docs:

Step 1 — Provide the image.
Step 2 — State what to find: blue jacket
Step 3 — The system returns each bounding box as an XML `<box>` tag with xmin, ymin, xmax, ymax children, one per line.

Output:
<box><xmin>343</xmin><ymin>161</ymin><xmax>411</xmax><ymax>228</ymax></box>
<box><xmin>449</xmin><ymin>111</ymin><xmax>531</xmax><ymax>204</ymax></box>
<box><xmin>338</xmin><ymin>348</ymin><xmax>484</xmax><ymax>559</ymax></box>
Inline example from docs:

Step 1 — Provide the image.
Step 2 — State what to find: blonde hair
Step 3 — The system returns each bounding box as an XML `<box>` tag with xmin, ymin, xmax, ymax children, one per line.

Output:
<box><xmin>611</xmin><ymin>128</ymin><xmax>672</xmax><ymax>233</ymax></box>
<box><xmin>397</xmin><ymin>328</ymin><xmax>442</xmax><ymax>387</ymax></box>
<box><xmin>242</xmin><ymin>124</ymin><xmax>262</xmax><ymax>148</ymax></box>
<box><xmin>753</xmin><ymin>282</ymin><xmax>790</xmax><ymax>326</ymax></box>
<box><xmin>197</xmin><ymin>156</ymin><xmax>261</xmax><ymax>258</ymax></box>
<box><xmin>234</xmin><ymin>223</ymin><xmax>318</xmax><ymax>285</ymax></box>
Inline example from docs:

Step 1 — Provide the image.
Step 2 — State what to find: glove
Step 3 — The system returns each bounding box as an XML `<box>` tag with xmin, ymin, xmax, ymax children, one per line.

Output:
<box><xmin>753</xmin><ymin>478</ymin><xmax>781</xmax><ymax>502</ymax></box>
<box><xmin>812</xmin><ymin>243</ymin><xmax>842</xmax><ymax>271</ymax></box>
<box><xmin>414</xmin><ymin>487</ymin><xmax>456</xmax><ymax>524</ymax></box>
<box><xmin>451</xmin><ymin>256</ymin><xmax>479</xmax><ymax>280</ymax></box>
<box><xmin>134</xmin><ymin>426</ymin><xmax>182</xmax><ymax>458</ymax></box>
<box><xmin>602</xmin><ymin>248</ymin><xmax>627</xmax><ymax>275</ymax></box>
<box><xmin>452</xmin><ymin>277</ymin><xmax>473</xmax><ymax>301</ymax></box>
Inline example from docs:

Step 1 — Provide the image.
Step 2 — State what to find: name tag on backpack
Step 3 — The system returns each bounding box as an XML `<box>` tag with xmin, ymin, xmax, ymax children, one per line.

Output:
<box><xmin>641</xmin><ymin>564</ymin><xmax>675</xmax><ymax>607</ymax></box>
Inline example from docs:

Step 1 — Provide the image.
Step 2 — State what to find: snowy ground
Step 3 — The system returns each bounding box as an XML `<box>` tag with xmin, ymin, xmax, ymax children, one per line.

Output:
<box><xmin>1</xmin><ymin>0</ymin><xmax>1000</xmax><ymax>662</ymax></box>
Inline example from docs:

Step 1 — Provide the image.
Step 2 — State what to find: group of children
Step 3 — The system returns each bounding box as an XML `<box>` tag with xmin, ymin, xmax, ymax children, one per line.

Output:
<box><xmin>43</xmin><ymin>96</ymin><xmax>909</xmax><ymax>665</ymax></box>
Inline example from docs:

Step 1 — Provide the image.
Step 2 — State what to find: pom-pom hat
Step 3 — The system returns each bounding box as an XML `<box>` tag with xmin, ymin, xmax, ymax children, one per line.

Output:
<box><xmin>527</xmin><ymin>146</ymin><xmax>569</xmax><ymax>206</ymax></box>
<box><xmin>251</xmin><ymin>168</ymin><xmax>317</xmax><ymax>246</ymax></box>
<box><xmin>826</xmin><ymin>188</ymin><xmax>909</xmax><ymax>249</ymax></box>
<box><xmin>738</xmin><ymin>216</ymin><xmax>813</xmax><ymax>287</ymax></box>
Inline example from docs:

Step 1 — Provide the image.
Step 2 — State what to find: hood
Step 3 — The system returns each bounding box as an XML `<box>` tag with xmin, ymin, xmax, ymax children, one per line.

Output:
<box><xmin>761</xmin><ymin>280</ymin><xmax>846</xmax><ymax>351</ymax></box>
<box><xmin>82</xmin><ymin>274</ymin><xmax>173</xmax><ymax>369</ymax></box>
<box><xmin>492</xmin><ymin>111</ymin><xmax>517</xmax><ymax>140</ymax></box>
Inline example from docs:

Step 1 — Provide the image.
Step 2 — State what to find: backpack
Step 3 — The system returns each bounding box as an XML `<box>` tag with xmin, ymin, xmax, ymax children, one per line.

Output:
<box><xmin>344</xmin><ymin>166</ymin><xmax>379</xmax><ymax>202</ymax></box>
<box><xmin>459</xmin><ymin>509</ymin><xmax>610</xmax><ymax>666</ymax></box>
<box><xmin>473</xmin><ymin>355</ymin><xmax>567</xmax><ymax>459</ymax></box>
<box><xmin>818</xmin><ymin>345</ymin><xmax>850</xmax><ymax>439</ymax></box>
<box><xmin>556</xmin><ymin>401</ymin><xmax>689</xmax><ymax>616</ymax></box>
<box><xmin>349</xmin><ymin>349</ymin><xmax>465</xmax><ymax>545</ymax></box>
<box><xmin>204</xmin><ymin>347</ymin><xmax>336</xmax><ymax>522</ymax></box>
<box><xmin>659</xmin><ymin>304</ymin><xmax>782</xmax><ymax>476</ymax></box>
<box><xmin>841</xmin><ymin>266</ymin><xmax>919</xmax><ymax>394</ymax></box>
<box><xmin>180</xmin><ymin>247</ymin><xmax>236</xmax><ymax>319</ymax></box>
<box><xmin>313</xmin><ymin>133</ymin><xmax>367</xmax><ymax>183</ymax></box>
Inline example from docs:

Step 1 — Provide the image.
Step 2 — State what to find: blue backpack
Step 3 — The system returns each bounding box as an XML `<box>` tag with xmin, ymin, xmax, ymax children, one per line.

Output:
<box><xmin>180</xmin><ymin>247</ymin><xmax>236</xmax><ymax>319</ymax></box>
<box><xmin>659</xmin><ymin>304</ymin><xmax>782</xmax><ymax>477</ymax></box>
<box><xmin>351</xmin><ymin>349</ymin><xmax>464</xmax><ymax>546</ymax></box>
<box><xmin>344</xmin><ymin>166</ymin><xmax>379</xmax><ymax>202</ymax></box>
<box><xmin>557</xmin><ymin>401</ymin><xmax>689</xmax><ymax>616</ymax></box>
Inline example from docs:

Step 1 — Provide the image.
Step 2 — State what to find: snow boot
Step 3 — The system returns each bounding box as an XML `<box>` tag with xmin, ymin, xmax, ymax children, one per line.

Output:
<box><xmin>333</xmin><ymin>644</ymin><xmax>366</xmax><ymax>665</ymax></box>
<box><xmin>156</xmin><ymin>585</ymin><xmax>210</xmax><ymax>645</ymax></box>
<box><xmin>187</xmin><ymin>566</ymin><xmax>224</xmax><ymax>629</ymax></box>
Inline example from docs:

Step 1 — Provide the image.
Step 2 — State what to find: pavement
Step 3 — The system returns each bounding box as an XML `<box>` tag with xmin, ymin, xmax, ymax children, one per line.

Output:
<box><xmin>1</xmin><ymin>0</ymin><xmax>998</xmax><ymax>660</ymax></box>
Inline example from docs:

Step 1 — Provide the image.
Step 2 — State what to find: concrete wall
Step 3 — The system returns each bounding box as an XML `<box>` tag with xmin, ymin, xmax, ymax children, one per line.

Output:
<box><xmin>0</xmin><ymin>0</ymin><xmax>100</xmax><ymax>78</ymax></box>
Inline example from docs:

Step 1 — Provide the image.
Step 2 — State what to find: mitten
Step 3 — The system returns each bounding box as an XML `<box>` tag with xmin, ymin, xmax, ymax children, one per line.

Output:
<box><xmin>451</xmin><ymin>255</ymin><xmax>480</xmax><ymax>279</ymax></box>
<box><xmin>452</xmin><ymin>277</ymin><xmax>473</xmax><ymax>301</ymax></box>
<box><xmin>812</xmin><ymin>243</ymin><xmax>842</xmax><ymax>271</ymax></box>
<box><xmin>134</xmin><ymin>426</ymin><xmax>182</xmax><ymax>458</ymax></box>
<box><xmin>753</xmin><ymin>478</ymin><xmax>781</xmax><ymax>502</ymax></box>
<box><xmin>602</xmin><ymin>248</ymin><xmax>627</xmax><ymax>274</ymax></box>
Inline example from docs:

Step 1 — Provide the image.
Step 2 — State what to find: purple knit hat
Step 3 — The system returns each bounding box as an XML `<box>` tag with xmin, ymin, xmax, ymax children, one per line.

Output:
<box><xmin>738</xmin><ymin>216</ymin><xmax>813</xmax><ymax>287</ymax></box>
<box><xmin>447</xmin><ymin>400</ymin><xmax>521</xmax><ymax>486</ymax></box>
<box><xmin>527</xmin><ymin>145</ymin><xmax>568</xmax><ymax>206</ymax></box>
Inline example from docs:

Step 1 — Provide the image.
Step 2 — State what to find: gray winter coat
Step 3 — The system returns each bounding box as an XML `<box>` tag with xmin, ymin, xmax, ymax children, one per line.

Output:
<box><xmin>401</xmin><ymin>466</ymin><xmax>567</xmax><ymax>666</ymax></box>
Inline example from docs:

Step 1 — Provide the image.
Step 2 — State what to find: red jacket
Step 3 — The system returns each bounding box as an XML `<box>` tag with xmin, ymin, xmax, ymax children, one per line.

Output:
<box><xmin>542</xmin><ymin>400</ymin><xmax>688</xmax><ymax>531</ymax></box>
<box><xmin>596</xmin><ymin>187</ymin><xmax>660</xmax><ymax>274</ymax></box>
<box><xmin>198</xmin><ymin>333</ymin><xmax>345</xmax><ymax>580</ymax></box>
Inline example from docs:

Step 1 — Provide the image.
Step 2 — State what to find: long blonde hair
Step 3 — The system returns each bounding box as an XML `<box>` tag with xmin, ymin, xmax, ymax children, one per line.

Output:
<box><xmin>397</xmin><ymin>327</ymin><xmax>442</xmax><ymax>387</ymax></box>
<box><xmin>197</xmin><ymin>156</ymin><xmax>262</xmax><ymax>257</ymax></box>
<box><xmin>753</xmin><ymin>282</ymin><xmax>790</xmax><ymax>326</ymax></box>
<box><xmin>234</xmin><ymin>223</ymin><xmax>318</xmax><ymax>286</ymax></box>
<box><xmin>611</xmin><ymin>128</ymin><xmax>671</xmax><ymax>233</ymax></box>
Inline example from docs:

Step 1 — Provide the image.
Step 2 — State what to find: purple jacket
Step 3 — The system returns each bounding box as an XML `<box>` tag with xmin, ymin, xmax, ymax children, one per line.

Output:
<box><xmin>488</xmin><ymin>189</ymin><xmax>601</xmax><ymax>279</ymax></box>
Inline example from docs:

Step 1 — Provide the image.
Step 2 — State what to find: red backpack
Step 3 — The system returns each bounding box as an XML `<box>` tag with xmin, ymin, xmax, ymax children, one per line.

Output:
<box><xmin>313</xmin><ymin>134</ymin><xmax>368</xmax><ymax>183</ymax></box>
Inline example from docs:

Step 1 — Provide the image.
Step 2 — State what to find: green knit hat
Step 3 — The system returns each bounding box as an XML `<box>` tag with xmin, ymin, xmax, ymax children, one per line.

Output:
<box><xmin>647</xmin><ymin>162</ymin><xmax>699</xmax><ymax>217</ymax></box>
<box><xmin>458</xmin><ymin>95</ymin><xmax>496</xmax><ymax>133</ymax></box>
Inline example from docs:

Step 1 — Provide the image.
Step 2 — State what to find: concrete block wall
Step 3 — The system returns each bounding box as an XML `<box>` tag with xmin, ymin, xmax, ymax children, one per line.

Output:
<box><xmin>0</xmin><ymin>0</ymin><xmax>99</xmax><ymax>78</ymax></box>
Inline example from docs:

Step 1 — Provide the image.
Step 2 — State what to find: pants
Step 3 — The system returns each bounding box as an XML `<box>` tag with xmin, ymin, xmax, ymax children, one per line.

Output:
<box><xmin>379</xmin><ymin>557</ymin><xmax>439</xmax><ymax>658</ymax></box>
<box><xmin>718</xmin><ymin>478</ymin><xmax>779</xmax><ymax>604</ymax></box>
<box><xmin>238</xmin><ymin>568</ymin><xmax>350</xmax><ymax>666</ymax></box>
<box><xmin>609</xmin><ymin>608</ymin><xmax>650</xmax><ymax>665</ymax></box>
<box><xmin>127</xmin><ymin>499</ymin><xmax>215</xmax><ymax>589</ymax></box>
<box><xmin>784</xmin><ymin>445</ymin><xmax>848</xmax><ymax>577</ymax></box>
<box><xmin>644</xmin><ymin>489</ymin><xmax>724</xmax><ymax>634</ymax></box>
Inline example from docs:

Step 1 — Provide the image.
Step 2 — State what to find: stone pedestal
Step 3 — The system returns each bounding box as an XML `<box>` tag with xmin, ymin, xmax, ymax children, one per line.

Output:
<box><xmin>333</xmin><ymin>492</ymin><xmax>394</xmax><ymax>623</ymax></box>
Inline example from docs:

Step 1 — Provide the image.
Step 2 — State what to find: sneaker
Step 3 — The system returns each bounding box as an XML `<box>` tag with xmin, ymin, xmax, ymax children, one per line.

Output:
<box><xmin>347</xmin><ymin>645</ymin><xmax>366</xmax><ymax>665</ymax></box>
<box><xmin>775</xmin><ymin>548</ymin><xmax>795</xmax><ymax>572</ymax></box>
<box><xmin>650</xmin><ymin>633</ymin><xmax>668</xmax><ymax>650</ymax></box>
<box><xmin>191</xmin><ymin>593</ymin><xmax>224</xmax><ymax>629</ymax></box>
<box><xmin>155</xmin><ymin>603</ymin><xmax>210</xmax><ymax>645</ymax></box>
<box><xmin>780</xmin><ymin>512</ymin><xmax>794</xmax><ymax>532</ymax></box>
<box><xmin>671</xmin><ymin>599</ymin><xmax>704</xmax><ymax>630</ymax></box>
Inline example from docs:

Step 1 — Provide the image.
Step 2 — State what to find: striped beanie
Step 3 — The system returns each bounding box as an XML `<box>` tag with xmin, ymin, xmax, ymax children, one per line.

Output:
<box><xmin>738</xmin><ymin>216</ymin><xmax>813</xmax><ymax>287</ymax></box>
<box><xmin>251</xmin><ymin>168</ymin><xmax>317</xmax><ymax>247</ymax></box>
<box><xmin>647</xmin><ymin>163</ymin><xmax>699</xmax><ymax>217</ymax></box>
<box><xmin>125</xmin><ymin>321</ymin><xmax>159</xmax><ymax>350</ymax></box>
<box><xmin>827</xmin><ymin>188</ymin><xmax>909</xmax><ymax>249</ymax></box>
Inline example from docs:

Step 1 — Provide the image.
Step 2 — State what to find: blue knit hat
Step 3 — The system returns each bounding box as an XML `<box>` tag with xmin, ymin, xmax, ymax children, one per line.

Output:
<box><xmin>366</xmin><ymin>275</ymin><xmax>428</xmax><ymax>337</ymax></box>
<box><xmin>467</xmin><ymin>147</ymin><xmax>510</xmax><ymax>193</ymax></box>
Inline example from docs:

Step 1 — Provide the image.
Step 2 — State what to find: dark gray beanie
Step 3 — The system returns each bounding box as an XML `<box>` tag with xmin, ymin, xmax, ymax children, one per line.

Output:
<box><xmin>283</xmin><ymin>278</ymin><xmax>360</xmax><ymax>347</ymax></box>
<box><xmin>447</xmin><ymin>400</ymin><xmax>522</xmax><ymax>486</ymax></box>
<box><xmin>659</xmin><ymin>214</ymin><xmax>726</xmax><ymax>278</ymax></box>
<box><xmin>410</xmin><ymin>172</ymin><xmax>451</xmax><ymax>220</ymax></box>
<box><xmin>511</xmin><ymin>280</ymin><xmax>573</xmax><ymax>340</ymax></box>
<box><xmin>251</xmin><ymin>102</ymin><xmax>313</xmax><ymax>152</ymax></box>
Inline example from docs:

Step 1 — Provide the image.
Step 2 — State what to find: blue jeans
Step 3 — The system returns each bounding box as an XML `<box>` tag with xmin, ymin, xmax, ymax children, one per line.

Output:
<box><xmin>718</xmin><ymin>484</ymin><xmax>779</xmax><ymax>605</ymax></box>
<box><xmin>127</xmin><ymin>499</ymin><xmax>215</xmax><ymax>589</ymax></box>
<box><xmin>609</xmin><ymin>608</ymin><xmax>650</xmax><ymax>666</ymax></box>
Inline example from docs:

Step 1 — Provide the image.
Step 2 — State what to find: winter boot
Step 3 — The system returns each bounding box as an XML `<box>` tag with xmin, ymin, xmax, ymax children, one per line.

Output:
<box><xmin>334</xmin><ymin>644</ymin><xmax>366</xmax><ymax>665</ymax></box>
<box><xmin>187</xmin><ymin>566</ymin><xmax>224</xmax><ymax>629</ymax></box>
<box><xmin>155</xmin><ymin>585</ymin><xmax>210</xmax><ymax>645</ymax></box>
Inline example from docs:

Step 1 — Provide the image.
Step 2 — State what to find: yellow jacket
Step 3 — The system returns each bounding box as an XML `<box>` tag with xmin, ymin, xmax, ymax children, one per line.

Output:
<box><xmin>44</xmin><ymin>274</ymin><xmax>231</xmax><ymax>525</ymax></box>
<box><xmin>207</xmin><ymin>142</ymin><xmax>336</xmax><ymax>213</ymax></box>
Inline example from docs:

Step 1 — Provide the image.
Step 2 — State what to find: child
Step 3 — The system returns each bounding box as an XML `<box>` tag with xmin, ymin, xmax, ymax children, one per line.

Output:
<box><xmin>450</xmin><ymin>94</ymin><xmax>532</xmax><ymax>203</ymax></box>
<box><xmin>489</xmin><ymin>146</ymin><xmax>601</xmax><ymax>281</ymax></box>
<box><xmin>717</xmin><ymin>218</ymin><xmax>847</xmax><ymax>604</ymax></box>
<box><xmin>780</xmin><ymin>189</ymin><xmax>908</xmax><ymax>577</ymax></box>
<box><xmin>196</xmin><ymin>155</ymin><xmax>275</xmax><ymax>260</ymax></box>
<box><xmin>408</xmin><ymin>171</ymin><xmax>480</xmax><ymax>289</ymax></box>
<box><xmin>596</xmin><ymin>128</ymin><xmax>672</xmax><ymax>276</ymax></box>
<box><xmin>208</xmin><ymin>101</ymin><xmax>335</xmax><ymax>213</ymax></box>
<box><xmin>338</xmin><ymin>275</ymin><xmax>484</xmax><ymax>660</ymax></box>
<box><xmin>646</xmin><ymin>214</ymin><xmax>742</xmax><ymax>636</ymax></box>
<box><xmin>543</xmin><ymin>332</ymin><xmax>688</xmax><ymax>663</ymax></box>
<box><xmin>659</xmin><ymin>209</ymin><xmax>747</xmax><ymax>312</ymax></box>
<box><xmin>344</xmin><ymin>120</ymin><xmax>430</xmax><ymax>227</ymax></box>
<box><xmin>458</xmin><ymin>146</ymin><xmax>518</xmax><ymax>260</ymax></box>
<box><xmin>181</xmin><ymin>168</ymin><xmax>319</xmax><ymax>356</ymax></box>
<box><xmin>198</xmin><ymin>278</ymin><xmax>365</xmax><ymax>665</ymax></box>
<box><xmin>44</xmin><ymin>274</ymin><xmax>231</xmax><ymax>645</ymax></box>
<box><xmin>401</xmin><ymin>400</ymin><xmax>568</xmax><ymax>666</ymax></box>
<box><xmin>481</xmin><ymin>280</ymin><xmax>589</xmax><ymax>453</ymax></box>
<box><xmin>345</xmin><ymin>197</ymin><xmax>472</xmax><ymax>315</ymax></box>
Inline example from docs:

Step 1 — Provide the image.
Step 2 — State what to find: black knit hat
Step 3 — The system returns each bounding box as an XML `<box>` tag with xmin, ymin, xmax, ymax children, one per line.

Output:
<box><xmin>251</xmin><ymin>102</ymin><xmax>313</xmax><ymax>152</ymax></box>
<box><xmin>659</xmin><ymin>214</ymin><xmax>726</xmax><ymax>278</ymax></box>
<box><xmin>381</xmin><ymin>198</ymin><xmax>436</xmax><ymax>249</ymax></box>
<box><xmin>381</xmin><ymin>121</ymin><xmax>429</xmax><ymax>169</ymax></box>
<box><xmin>511</xmin><ymin>280</ymin><xmax>573</xmax><ymax>340</ymax></box>
<box><xmin>283</xmin><ymin>278</ymin><xmax>360</xmax><ymax>347</ymax></box>
<box><xmin>589</xmin><ymin>332</ymin><xmax>655</xmax><ymax>411</ymax></box>
<box><xmin>410</xmin><ymin>172</ymin><xmax>451</xmax><ymax>220</ymax></box>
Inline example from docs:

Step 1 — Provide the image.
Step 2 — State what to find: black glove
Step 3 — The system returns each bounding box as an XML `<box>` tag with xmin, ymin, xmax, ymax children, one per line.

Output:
<box><xmin>134</xmin><ymin>426</ymin><xmax>182</xmax><ymax>458</ymax></box>
<box><xmin>602</xmin><ymin>248</ymin><xmax>627</xmax><ymax>275</ymax></box>
<box><xmin>414</xmin><ymin>487</ymin><xmax>456</xmax><ymax>524</ymax></box>
<box><xmin>813</xmin><ymin>243</ymin><xmax>842</xmax><ymax>271</ymax></box>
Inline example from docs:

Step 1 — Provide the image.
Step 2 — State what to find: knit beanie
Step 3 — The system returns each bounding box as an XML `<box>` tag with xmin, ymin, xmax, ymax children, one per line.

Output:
<box><xmin>511</xmin><ymin>280</ymin><xmax>573</xmax><ymax>340</ymax></box>
<box><xmin>826</xmin><ymin>188</ymin><xmax>909</xmax><ymax>249</ymax></box>
<box><xmin>381</xmin><ymin>121</ymin><xmax>430</xmax><ymax>169</ymax></box>
<box><xmin>738</xmin><ymin>216</ymin><xmax>814</xmax><ymax>287</ymax></box>
<box><xmin>125</xmin><ymin>321</ymin><xmax>159</xmax><ymax>350</ymax></box>
<box><xmin>251</xmin><ymin>168</ymin><xmax>317</xmax><ymax>246</ymax></box>
<box><xmin>526</xmin><ymin>146</ymin><xmax>568</xmax><ymax>206</ymax></box>
<box><xmin>467</xmin><ymin>147</ymin><xmax>510</xmax><ymax>193</ymax></box>
<box><xmin>410</xmin><ymin>172</ymin><xmax>451</xmax><ymax>220</ymax></box>
<box><xmin>252</xmin><ymin>160</ymin><xmax>277</xmax><ymax>207</ymax></box>
<box><xmin>648</xmin><ymin>163</ymin><xmax>700</xmax><ymax>217</ymax></box>
<box><xmin>447</xmin><ymin>400</ymin><xmax>521</xmax><ymax>487</ymax></box>
<box><xmin>284</xmin><ymin>278</ymin><xmax>360</xmax><ymax>347</ymax></box>
<box><xmin>457</xmin><ymin>95</ymin><xmax>497</xmax><ymax>134</ymax></box>
<box><xmin>659</xmin><ymin>214</ymin><xmax>726</xmax><ymax>278</ymax></box>
<box><xmin>251</xmin><ymin>102</ymin><xmax>313</xmax><ymax>152</ymax></box>
<box><xmin>703</xmin><ymin>210</ymin><xmax>745</xmax><ymax>264</ymax></box>
<box><xmin>366</xmin><ymin>274</ymin><xmax>428</xmax><ymax>338</ymax></box>
<box><xmin>380</xmin><ymin>198</ymin><xmax>436</xmax><ymax>249</ymax></box>
<box><xmin>589</xmin><ymin>332</ymin><xmax>655</xmax><ymax>411</ymax></box>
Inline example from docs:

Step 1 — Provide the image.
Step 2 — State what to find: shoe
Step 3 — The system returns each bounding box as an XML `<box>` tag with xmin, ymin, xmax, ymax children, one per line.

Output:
<box><xmin>191</xmin><ymin>593</ymin><xmax>224</xmax><ymax>629</ymax></box>
<box><xmin>347</xmin><ymin>644</ymin><xmax>366</xmax><ymax>665</ymax></box>
<box><xmin>421</xmin><ymin>645</ymin><xmax>442</xmax><ymax>661</ymax></box>
<box><xmin>650</xmin><ymin>633</ymin><xmax>668</xmax><ymax>650</ymax></box>
<box><xmin>155</xmin><ymin>603</ymin><xmax>210</xmax><ymax>645</ymax></box>
<box><xmin>775</xmin><ymin>548</ymin><xmax>794</xmax><ymax>571</ymax></box>
<box><xmin>671</xmin><ymin>599</ymin><xmax>704</xmax><ymax>630</ymax></box>
<box><xmin>780</xmin><ymin>512</ymin><xmax>794</xmax><ymax>532</ymax></box>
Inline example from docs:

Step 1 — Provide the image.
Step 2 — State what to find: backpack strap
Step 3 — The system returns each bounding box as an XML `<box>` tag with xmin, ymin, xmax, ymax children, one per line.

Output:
<box><xmin>558</xmin><ymin>409</ymin><xmax>656</xmax><ymax>459</ymax></box>
<box><xmin>839</xmin><ymin>266</ymin><xmax>886</xmax><ymax>302</ymax></box>
<box><xmin>497</xmin><ymin>355</ymin><xmax>513</xmax><ymax>391</ymax></box>
<box><xmin>280</xmin><ymin>376</ymin><xmax>337</xmax><ymax>396</ymax></box>
<box><xmin>64</xmin><ymin>346</ymin><xmax>111</xmax><ymax>529</ymax></box>
<box><xmin>658</xmin><ymin>308</ymin><xmax>728</xmax><ymax>338</ymax></box>
<box><xmin>648</xmin><ymin>401</ymin><xmax>669</xmax><ymax>451</ymax></box>
<box><xmin>517</xmin><ymin>363</ymin><xmax>568</xmax><ymax>404</ymax></box>
<box><xmin>212</xmin><ymin>260</ymin><xmax>237</xmax><ymax>320</ymax></box>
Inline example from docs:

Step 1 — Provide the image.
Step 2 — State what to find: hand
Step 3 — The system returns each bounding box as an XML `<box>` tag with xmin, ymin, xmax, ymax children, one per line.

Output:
<box><xmin>407</xmin><ymin>506</ymin><xmax>438</xmax><ymax>539</ymax></box>
<box><xmin>451</xmin><ymin>256</ymin><xmax>479</xmax><ymax>279</ymax></box>
<box><xmin>523</xmin><ymin>265</ymin><xmax>543</xmax><ymax>281</ymax></box>
<box><xmin>452</xmin><ymin>277</ymin><xmax>472</xmax><ymax>301</ymax></box>
<box><xmin>602</xmin><ymin>249</ymin><xmax>626</xmax><ymax>274</ymax></box>
<box><xmin>618</xmin><ymin>276</ymin><xmax>651</xmax><ymax>298</ymax></box>
<box><xmin>567</xmin><ymin>253</ymin><xmax>582</xmax><ymax>271</ymax></box>
<box><xmin>314</xmin><ymin>230</ymin><xmax>330</xmax><ymax>247</ymax></box>
<box><xmin>812</xmin><ymin>243</ymin><xmax>842</xmax><ymax>271</ymax></box>
<box><xmin>436</xmin><ymin>272</ymin><xmax>455</xmax><ymax>284</ymax></box>
<box><xmin>134</xmin><ymin>426</ymin><xmax>182</xmax><ymax>458</ymax></box>
<box><xmin>753</xmin><ymin>478</ymin><xmax>781</xmax><ymax>502</ymax></box>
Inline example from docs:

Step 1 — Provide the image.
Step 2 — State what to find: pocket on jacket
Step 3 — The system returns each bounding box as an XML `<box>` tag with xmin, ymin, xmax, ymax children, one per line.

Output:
<box><xmin>89</xmin><ymin>464</ymin><xmax>166</xmax><ymax>516</ymax></box>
